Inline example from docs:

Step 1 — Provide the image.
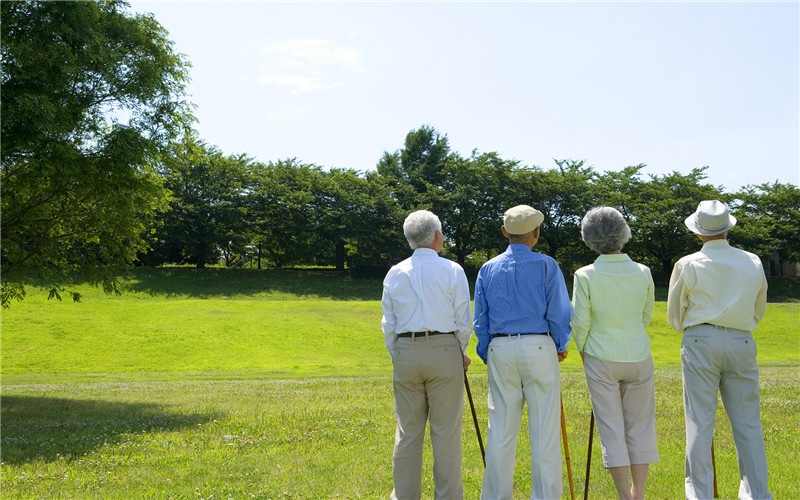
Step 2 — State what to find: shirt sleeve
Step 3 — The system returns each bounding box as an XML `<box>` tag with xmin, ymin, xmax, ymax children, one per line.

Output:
<box><xmin>667</xmin><ymin>261</ymin><xmax>687</xmax><ymax>333</ymax></box>
<box><xmin>643</xmin><ymin>267</ymin><xmax>655</xmax><ymax>329</ymax></box>
<box><xmin>473</xmin><ymin>270</ymin><xmax>491</xmax><ymax>363</ymax></box>
<box><xmin>452</xmin><ymin>266</ymin><xmax>472</xmax><ymax>353</ymax></box>
<box><xmin>570</xmin><ymin>271</ymin><xmax>590</xmax><ymax>352</ymax></box>
<box><xmin>545</xmin><ymin>260</ymin><xmax>572</xmax><ymax>352</ymax></box>
<box><xmin>380</xmin><ymin>278</ymin><xmax>398</xmax><ymax>358</ymax></box>
<box><xmin>754</xmin><ymin>269</ymin><xmax>768</xmax><ymax>324</ymax></box>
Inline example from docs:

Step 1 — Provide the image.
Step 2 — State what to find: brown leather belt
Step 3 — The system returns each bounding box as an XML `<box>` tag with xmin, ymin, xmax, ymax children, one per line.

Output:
<box><xmin>397</xmin><ymin>331</ymin><xmax>454</xmax><ymax>338</ymax></box>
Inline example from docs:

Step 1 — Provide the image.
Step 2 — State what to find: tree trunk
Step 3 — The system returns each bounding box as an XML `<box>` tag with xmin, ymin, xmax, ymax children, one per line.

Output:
<box><xmin>335</xmin><ymin>241</ymin><xmax>346</xmax><ymax>271</ymax></box>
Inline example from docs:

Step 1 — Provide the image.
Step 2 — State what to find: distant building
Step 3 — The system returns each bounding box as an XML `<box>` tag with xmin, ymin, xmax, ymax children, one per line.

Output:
<box><xmin>765</xmin><ymin>252</ymin><xmax>798</xmax><ymax>277</ymax></box>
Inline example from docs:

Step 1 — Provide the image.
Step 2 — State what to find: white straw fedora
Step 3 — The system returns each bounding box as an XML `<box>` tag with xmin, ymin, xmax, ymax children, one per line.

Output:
<box><xmin>684</xmin><ymin>200</ymin><xmax>737</xmax><ymax>236</ymax></box>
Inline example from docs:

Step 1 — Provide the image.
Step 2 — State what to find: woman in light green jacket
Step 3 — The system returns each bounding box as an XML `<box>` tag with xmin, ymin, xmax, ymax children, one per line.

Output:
<box><xmin>571</xmin><ymin>207</ymin><xmax>659</xmax><ymax>500</ymax></box>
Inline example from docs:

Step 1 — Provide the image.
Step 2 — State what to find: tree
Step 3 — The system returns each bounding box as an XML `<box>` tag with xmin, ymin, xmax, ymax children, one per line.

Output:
<box><xmin>731</xmin><ymin>182</ymin><xmax>800</xmax><ymax>273</ymax></box>
<box><xmin>247</xmin><ymin>159</ymin><xmax>319</xmax><ymax>268</ymax></box>
<box><xmin>597</xmin><ymin>167</ymin><xmax>722</xmax><ymax>281</ymax></box>
<box><xmin>151</xmin><ymin>136</ymin><xmax>250</xmax><ymax>268</ymax></box>
<box><xmin>509</xmin><ymin>160</ymin><xmax>598</xmax><ymax>272</ymax></box>
<box><xmin>434</xmin><ymin>151</ymin><xmax>517</xmax><ymax>267</ymax></box>
<box><xmin>1</xmin><ymin>0</ymin><xmax>193</xmax><ymax>306</ymax></box>
<box><xmin>376</xmin><ymin>125</ymin><xmax>450</xmax><ymax>211</ymax></box>
<box><xmin>312</xmin><ymin>168</ymin><xmax>383</xmax><ymax>271</ymax></box>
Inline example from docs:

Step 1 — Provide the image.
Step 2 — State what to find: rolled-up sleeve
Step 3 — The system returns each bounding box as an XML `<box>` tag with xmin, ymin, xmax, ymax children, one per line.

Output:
<box><xmin>667</xmin><ymin>262</ymin><xmax>688</xmax><ymax>333</ymax></box>
<box><xmin>380</xmin><ymin>276</ymin><xmax>398</xmax><ymax>357</ymax></box>
<box><xmin>452</xmin><ymin>267</ymin><xmax>472</xmax><ymax>353</ymax></box>
<box><xmin>570</xmin><ymin>272</ymin><xmax>591</xmax><ymax>352</ymax></box>
<box><xmin>473</xmin><ymin>271</ymin><xmax>491</xmax><ymax>363</ymax></box>
<box><xmin>545</xmin><ymin>261</ymin><xmax>572</xmax><ymax>352</ymax></box>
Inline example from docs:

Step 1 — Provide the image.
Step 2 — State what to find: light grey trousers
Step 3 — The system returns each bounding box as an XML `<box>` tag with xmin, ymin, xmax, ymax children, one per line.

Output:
<box><xmin>481</xmin><ymin>334</ymin><xmax>562</xmax><ymax>500</ymax></box>
<box><xmin>681</xmin><ymin>324</ymin><xmax>771</xmax><ymax>500</ymax></box>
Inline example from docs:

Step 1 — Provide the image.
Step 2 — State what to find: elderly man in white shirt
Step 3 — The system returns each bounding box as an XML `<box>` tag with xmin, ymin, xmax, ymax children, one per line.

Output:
<box><xmin>381</xmin><ymin>209</ymin><xmax>472</xmax><ymax>500</ymax></box>
<box><xmin>668</xmin><ymin>200</ymin><xmax>771</xmax><ymax>500</ymax></box>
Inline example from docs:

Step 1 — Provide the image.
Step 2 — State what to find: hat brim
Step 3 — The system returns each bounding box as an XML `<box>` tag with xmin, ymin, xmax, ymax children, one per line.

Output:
<box><xmin>684</xmin><ymin>214</ymin><xmax>737</xmax><ymax>236</ymax></box>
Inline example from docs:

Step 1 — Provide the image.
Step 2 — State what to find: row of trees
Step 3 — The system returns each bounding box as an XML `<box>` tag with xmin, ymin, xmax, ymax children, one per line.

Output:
<box><xmin>145</xmin><ymin>129</ymin><xmax>799</xmax><ymax>284</ymax></box>
<box><xmin>2</xmin><ymin>1</ymin><xmax>798</xmax><ymax>307</ymax></box>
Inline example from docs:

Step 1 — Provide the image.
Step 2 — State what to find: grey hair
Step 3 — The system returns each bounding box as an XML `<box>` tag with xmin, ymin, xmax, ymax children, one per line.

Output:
<box><xmin>403</xmin><ymin>210</ymin><xmax>442</xmax><ymax>249</ymax></box>
<box><xmin>580</xmin><ymin>206</ymin><xmax>631</xmax><ymax>254</ymax></box>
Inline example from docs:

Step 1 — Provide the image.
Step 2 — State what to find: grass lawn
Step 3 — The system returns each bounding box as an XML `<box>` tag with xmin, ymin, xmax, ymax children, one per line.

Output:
<box><xmin>2</xmin><ymin>268</ymin><xmax>799</xmax><ymax>499</ymax></box>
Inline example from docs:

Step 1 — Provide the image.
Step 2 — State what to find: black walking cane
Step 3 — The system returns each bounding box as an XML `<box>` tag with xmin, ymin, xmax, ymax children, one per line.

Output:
<box><xmin>464</xmin><ymin>372</ymin><xmax>486</xmax><ymax>466</ymax></box>
<box><xmin>584</xmin><ymin>410</ymin><xmax>595</xmax><ymax>500</ymax></box>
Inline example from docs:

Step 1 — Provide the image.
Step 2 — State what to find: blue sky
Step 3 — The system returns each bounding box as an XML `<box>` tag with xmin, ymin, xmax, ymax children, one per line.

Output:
<box><xmin>131</xmin><ymin>1</ymin><xmax>799</xmax><ymax>191</ymax></box>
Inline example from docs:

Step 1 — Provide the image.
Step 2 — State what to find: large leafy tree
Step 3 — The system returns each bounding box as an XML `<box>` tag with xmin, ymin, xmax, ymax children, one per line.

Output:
<box><xmin>376</xmin><ymin>125</ymin><xmax>451</xmax><ymax>211</ymax></box>
<box><xmin>596</xmin><ymin>166</ymin><xmax>722</xmax><ymax>280</ymax></box>
<box><xmin>434</xmin><ymin>151</ymin><xmax>517</xmax><ymax>267</ymax></box>
<box><xmin>152</xmin><ymin>136</ymin><xmax>250</xmax><ymax>268</ymax></box>
<box><xmin>509</xmin><ymin>160</ymin><xmax>598</xmax><ymax>271</ymax></box>
<box><xmin>731</xmin><ymin>181</ymin><xmax>800</xmax><ymax>272</ymax></box>
<box><xmin>247</xmin><ymin>159</ymin><xmax>319</xmax><ymax>268</ymax></box>
<box><xmin>312</xmin><ymin>168</ymin><xmax>389</xmax><ymax>271</ymax></box>
<box><xmin>1</xmin><ymin>0</ymin><xmax>193</xmax><ymax>306</ymax></box>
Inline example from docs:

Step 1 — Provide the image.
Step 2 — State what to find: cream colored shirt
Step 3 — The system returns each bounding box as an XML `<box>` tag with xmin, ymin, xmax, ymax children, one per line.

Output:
<box><xmin>571</xmin><ymin>254</ymin><xmax>654</xmax><ymax>363</ymax></box>
<box><xmin>667</xmin><ymin>239</ymin><xmax>767</xmax><ymax>333</ymax></box>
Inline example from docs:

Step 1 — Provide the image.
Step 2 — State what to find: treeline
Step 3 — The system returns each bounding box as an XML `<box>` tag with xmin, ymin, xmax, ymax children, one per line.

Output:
<box><xmin>145</xmin><ymin>126</ymin><xmax>800</xmax><ymax>283</ymax></box>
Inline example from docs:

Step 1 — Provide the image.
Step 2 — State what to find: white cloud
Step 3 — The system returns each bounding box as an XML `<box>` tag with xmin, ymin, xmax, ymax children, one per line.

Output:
<box><xmin>245</xmin><ymin>38</ymin><xmax>366</xmax><ymax>93</ymax></box>
<box><xmin>258</xmin><ymin>74</ymin><xmax>342</xmax><ymax>94</ymax></box>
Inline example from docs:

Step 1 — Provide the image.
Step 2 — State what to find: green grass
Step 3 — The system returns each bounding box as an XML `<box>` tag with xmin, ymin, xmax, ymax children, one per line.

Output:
<box><xmin>2</xmin><ymin>268</ymin><xmax>799</xmax><ymax>499</ymax></box>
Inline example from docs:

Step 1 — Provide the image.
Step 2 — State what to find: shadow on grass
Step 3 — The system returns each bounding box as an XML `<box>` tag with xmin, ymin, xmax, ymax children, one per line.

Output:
<box><xmin>0</xmin><ymin>396</ymin><xmax>220</xmax><ymax>465</ymax></box>
<box><xmin>126</xmin><ymin>267</ymin><xmax>384</xmax><ymax>300</ymax></box>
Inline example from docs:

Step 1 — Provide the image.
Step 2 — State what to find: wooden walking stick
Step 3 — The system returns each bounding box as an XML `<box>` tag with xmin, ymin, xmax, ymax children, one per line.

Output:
<box><xmin>464</xmin><ymin>372</ymin><xmax>485</xmax><ymax>466</ymax></box>
<box><xmin>712</xmin><ymin>439</ymin><xmax>718</xmax><ymax>498</ymax></box>
<box><xmin>584</xmin><ymin>410</ymin><xmax>595</xmax><ymax>500</ymax></box>
<box><xmin>561</xmin><ymin>393</ymin><xmax>576</xmax><ymax>500</ymax></box>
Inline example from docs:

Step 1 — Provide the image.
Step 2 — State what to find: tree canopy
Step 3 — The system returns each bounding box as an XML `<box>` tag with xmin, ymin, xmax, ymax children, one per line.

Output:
<box><xmin>1</xmin><ymin>0</ymin><xmax>193</xmax><ymax>306</ymax></box>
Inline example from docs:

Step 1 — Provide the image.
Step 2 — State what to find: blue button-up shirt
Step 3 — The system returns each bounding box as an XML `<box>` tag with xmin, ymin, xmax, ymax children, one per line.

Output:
<box><xmin>473</xmin><ymin>244</ymin><xmax>572</xmax><ymax>363</ymax></box>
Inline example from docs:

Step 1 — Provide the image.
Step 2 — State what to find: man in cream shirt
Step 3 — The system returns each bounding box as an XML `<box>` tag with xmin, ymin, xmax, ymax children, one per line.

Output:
<box><xmin>668</xmin><ymin>200</ymin><xmax>771</xmax><ymax>500</ymax></box>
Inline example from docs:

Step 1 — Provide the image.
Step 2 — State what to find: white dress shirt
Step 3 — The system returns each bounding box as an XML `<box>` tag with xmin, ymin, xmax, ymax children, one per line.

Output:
<box><xmin>381</xmin><ymin>248</ymin><xmax>472</xmax><ymax>357</ymax></box>
<box><xmin>667</xmin><ymin>239</ymin><xmax>767</xmax><ymax>333</ymax></box>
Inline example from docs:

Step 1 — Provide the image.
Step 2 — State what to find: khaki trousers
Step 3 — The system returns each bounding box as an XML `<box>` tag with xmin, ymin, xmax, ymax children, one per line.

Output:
<box><xmin>681</xmin><ymin>325</ymin><xmax>771</xmax><ymax>500</ymax></box>
<box><xmin>582</xmin><ymin>353</ymin><xmax>659</xmax><ymax>468</ymax></box>
<box><xmin>391</xmin><ymin>333</ymin><xmax>464</xmax><ymax>500</ymax></box>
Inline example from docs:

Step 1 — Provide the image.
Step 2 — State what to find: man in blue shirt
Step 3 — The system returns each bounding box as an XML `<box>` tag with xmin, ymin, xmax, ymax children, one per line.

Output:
<box><xmin>474</xmin><ymin>204</ymin><xmax>572</xmax><ymax>500</ymax></box>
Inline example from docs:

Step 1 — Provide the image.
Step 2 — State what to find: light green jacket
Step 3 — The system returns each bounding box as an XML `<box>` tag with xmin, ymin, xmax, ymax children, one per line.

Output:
<box><xmin>571</xmin><ymin>254</ymin><xmax>654</xmax><ymax>363</ymax></box>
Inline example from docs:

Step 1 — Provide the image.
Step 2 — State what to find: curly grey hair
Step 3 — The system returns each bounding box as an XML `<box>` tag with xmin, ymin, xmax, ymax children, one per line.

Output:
<box><xmin>403</xmin><ymin>210</ymin><xmax>442</xmax><ymax>249</ymax></box>
<box><xmin>580</xmin><ymin>206</ymin><xmax>631</xmax><ymax>254</ymax></box>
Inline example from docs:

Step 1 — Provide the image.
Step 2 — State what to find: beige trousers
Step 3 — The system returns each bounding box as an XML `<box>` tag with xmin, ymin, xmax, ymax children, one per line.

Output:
<box><xmin>582</xmin><ymin>353</ymin><xmax>659</xmax><ymax>468</ymax></box>
<box><xmin>391</xmin><ymin>333</ymin><xmax>464</xmax><ymax>500</ymax></box>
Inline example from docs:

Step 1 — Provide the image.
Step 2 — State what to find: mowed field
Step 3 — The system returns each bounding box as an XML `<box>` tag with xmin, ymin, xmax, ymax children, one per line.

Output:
<box><xmin>1</xmin><ymin>268</ymin><xmax>798</xmax><ymax>499</ymax></box>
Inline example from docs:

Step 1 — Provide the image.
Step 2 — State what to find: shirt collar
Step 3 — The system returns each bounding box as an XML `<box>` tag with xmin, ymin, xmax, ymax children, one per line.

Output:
<box><xmin>701</xmin><ymin>239</ymin><xmax>730</xmax><ymax>250</ymax></box>
<box><xmin>594</xmin><ymin>253</ymin><xmax>631</xmax><ymax>263</ymax></box>
<box><xmin>412</xmin><ymin>248</ymin><xmax>439</xmax><ymax>258</ymax></box>
<box><xmin>508</xmin><ymin>243</ymin><xmax>533</xmax><ymax>254</ymax></box>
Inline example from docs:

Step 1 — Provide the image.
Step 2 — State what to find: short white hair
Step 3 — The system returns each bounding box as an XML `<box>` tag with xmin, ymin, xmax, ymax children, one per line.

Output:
<box><xmin>403</xmin><ymin>210</ymin><xmax>441</xmax><ymax>249</ymax></box>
